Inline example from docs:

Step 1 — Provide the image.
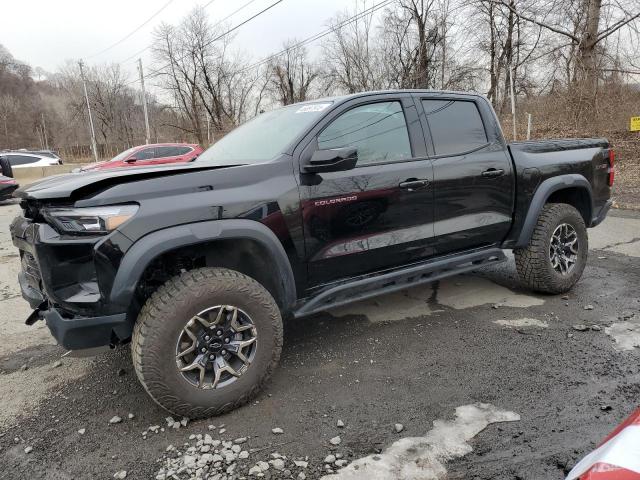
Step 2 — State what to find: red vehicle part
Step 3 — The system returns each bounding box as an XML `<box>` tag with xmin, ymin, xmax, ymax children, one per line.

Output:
<box><xmin>566</xmin><ymin>407</ymin><xmax>640</xmax><ymax>480</ymax></box>
<box><xmin>81</xmin><ymin>143</ymin><xmax>203</xmax><ymax>172</ymax></box>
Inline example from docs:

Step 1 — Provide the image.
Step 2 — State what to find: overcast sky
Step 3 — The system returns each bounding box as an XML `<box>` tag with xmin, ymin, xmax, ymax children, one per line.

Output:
<box><xmin>3</xmin><ymin>0</ymin><xmax>353</xmax><ymax>81</ymax></box>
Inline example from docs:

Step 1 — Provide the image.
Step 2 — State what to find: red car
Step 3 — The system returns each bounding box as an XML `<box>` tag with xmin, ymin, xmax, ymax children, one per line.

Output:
<box><xmin>78</xmin><ymin>143</ymin><xmax>203</xmax><ymax>172</ymax></box>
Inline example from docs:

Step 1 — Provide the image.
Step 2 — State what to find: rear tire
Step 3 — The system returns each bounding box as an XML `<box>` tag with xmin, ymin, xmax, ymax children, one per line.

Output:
<box><xmin>514</xmin><ymin>203</ymin><xmax>588</xmax><ymax>294</ymax></box>
<box><xmin>131</xmin><ymin>267</ymin><xmax>283</xmax><ymax>418</ymax></box>
<box><xmin>0</xmin><ymin>157</ymin><xmax>13</xmax><ymax>178</ymax></box>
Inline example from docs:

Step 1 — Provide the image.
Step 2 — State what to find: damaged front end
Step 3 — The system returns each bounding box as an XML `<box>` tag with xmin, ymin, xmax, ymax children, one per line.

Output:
<box><xmin>10</xmin><ymin>200</ymin><xmax>132</xmax><ymax>351</ymax></box>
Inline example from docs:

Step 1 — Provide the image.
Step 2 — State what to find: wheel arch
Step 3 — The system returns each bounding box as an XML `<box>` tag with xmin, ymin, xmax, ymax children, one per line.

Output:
<box><xmin>514</xmin><ymin>174</ymin><xmax>593</xmax><ymax>248</ymax></box>
<box><xmin>109</xmin><ymin>219</ymin><xmax>297</xmax><ymax>315</ymax></box>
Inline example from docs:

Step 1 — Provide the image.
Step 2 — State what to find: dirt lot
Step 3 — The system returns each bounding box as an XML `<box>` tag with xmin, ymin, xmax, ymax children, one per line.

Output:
<box><xmin>0</xmin><ymin>199</ymin><xmax>639</xmax><ymax>480</ymax></box>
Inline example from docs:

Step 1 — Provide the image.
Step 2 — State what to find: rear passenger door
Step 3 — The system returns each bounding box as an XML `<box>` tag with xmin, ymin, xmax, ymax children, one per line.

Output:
<box><xmin>416</xmin><ymin>95</ymin><xmax>514</xmax><ymax>255</ymax></box>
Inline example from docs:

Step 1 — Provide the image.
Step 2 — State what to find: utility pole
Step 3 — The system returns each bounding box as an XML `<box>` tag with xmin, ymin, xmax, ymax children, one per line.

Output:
<box><xmin>78</xmin><ymin>60</ymin><xmax>99</xmax><ymax>162</ymax></box>
<box><xmin>509</xmin><ymin>65</ymin><xmax>517</xmax><ymax>141</ymax></box>
<box><xmin>206</xmin><ymin>115</ymin><xmax>211</xmax><ymax>145</ymax></box>
<box><xmin>138</xmin><ymin>58</ymin><xmax>151</xmax><ymax>145</ymax></box>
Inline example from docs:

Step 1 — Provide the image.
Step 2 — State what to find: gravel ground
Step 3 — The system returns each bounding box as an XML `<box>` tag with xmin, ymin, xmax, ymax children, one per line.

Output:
<box><xmin>0</xmin><ymin>198</ymin><xmax>639</xmax><ymax>480</ymax></box>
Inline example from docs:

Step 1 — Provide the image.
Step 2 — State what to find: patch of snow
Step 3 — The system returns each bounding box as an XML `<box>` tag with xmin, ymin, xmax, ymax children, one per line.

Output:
<box><xmin>605</xmin><ymin>320</ymin><xmax>640</xmax><ymax>351</ymax></box>
<box><xmin>494</xmin><ymin>318</ymin><xmax>548</xmax><ymax>328</ymax></box>
<box><xmin>437</xmin><ymin>277</ymin><xmax>544</xmax><ymax>310</ymax></box>
<box><xmin>320</xmin><ymin>403</ymin><xmax>520</xmax><ymax>480</ymax></box>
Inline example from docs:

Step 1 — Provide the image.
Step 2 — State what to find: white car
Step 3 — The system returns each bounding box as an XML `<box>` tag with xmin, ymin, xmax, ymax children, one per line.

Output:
<box><xmin>2</xmin><ymin>151</ymin><xmax>62</xmax><ymax>168</ymax></box>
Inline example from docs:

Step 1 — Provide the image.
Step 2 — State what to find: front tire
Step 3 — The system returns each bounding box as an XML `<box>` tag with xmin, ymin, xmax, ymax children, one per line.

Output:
<box><xmin>131</xmin><ymin>267</ymin><xmax>283</xmax><ymax>418</ymax></box>
<box><xmin>514</xmin><ymin>203</ymin><xmax>588</xmax><ymax>294</ymax></box>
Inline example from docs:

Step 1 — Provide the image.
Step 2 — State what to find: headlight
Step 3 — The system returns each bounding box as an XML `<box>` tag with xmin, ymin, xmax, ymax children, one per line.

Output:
<box><xmin>44</xmin><ymin>204</ymin><xmax>138</xmax><ymax>234</ymax></box>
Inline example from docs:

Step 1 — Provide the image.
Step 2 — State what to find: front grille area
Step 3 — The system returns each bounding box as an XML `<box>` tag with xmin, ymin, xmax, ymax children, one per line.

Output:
<box><xmin>21</xmin><ymin>251</ymin><xmax>42</xmax><ymax>292</ymax></box>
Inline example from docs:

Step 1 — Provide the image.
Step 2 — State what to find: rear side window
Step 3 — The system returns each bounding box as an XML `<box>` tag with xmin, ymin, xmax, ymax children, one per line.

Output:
<box><xmin>156</xmin><ymin>146</ymin><xmax>191</xmax><ymax>157</ymax></box>
<box><xmin>175</xmin><ymin>146</ymin><xmax>192</xmax><ymax>155</ymax></box>
<box><xmin>7</xmin><ymin>154</ymin><xmax>40</xmax><ymax>165</ymax></box>
<box><xmin>422</xmin><ymin>100</ymin><xmax>487</xmax><ymax>156</ymax></box>
<box><xmin>318</xmin><ymin>101</ymin><xmax>412</xmax><ymax>166</ymax></box>
<box><xmin>155</xmin><ymin>147</ymin><xmax>176</xmax><ymax>158</ymax></box>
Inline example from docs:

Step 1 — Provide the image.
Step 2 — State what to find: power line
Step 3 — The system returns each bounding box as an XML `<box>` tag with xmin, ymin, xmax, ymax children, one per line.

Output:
<box><xmin>127</xmin><ymin>0</ymin><xmax>284</xmax><ymax>87</ymax></box>
<box><xmin>236</xmin><ymin>0</ymin><xmax>394</xmax><ymax>74</ymax></box>
<box><xmin>85</xmin><ymin>0</ymin><xmax>177</xmax><ymax>60</ymax></box>
<box><xmin>119</xmin><ymin>0</ymin><xmax>235</xmax><ymax>65</ymax></box>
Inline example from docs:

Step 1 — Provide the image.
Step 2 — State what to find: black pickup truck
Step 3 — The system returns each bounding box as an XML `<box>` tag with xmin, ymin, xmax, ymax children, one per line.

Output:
<box><xmin>10</xmin><ymin>90</ymin><xmax>614</xmax><ymax>417</ymax></box>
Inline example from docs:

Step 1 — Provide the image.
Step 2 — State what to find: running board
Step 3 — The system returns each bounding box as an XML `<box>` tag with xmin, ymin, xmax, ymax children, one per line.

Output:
<box><xmin>293</xmin><ymin>248</ymin><xmax>506</xmax><ymax>318</ymax></box>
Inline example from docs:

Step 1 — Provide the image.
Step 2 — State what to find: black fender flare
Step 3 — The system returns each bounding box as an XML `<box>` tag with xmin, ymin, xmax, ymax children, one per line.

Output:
<box><xmin>514</xmin><ymin>174</ymin><xmax>593</xmax><ymax>248</ymax></box>
<box><xmin>109</xmin><ymin>219</ymin><xmax>296</xmax><ymax>311</ymax></box>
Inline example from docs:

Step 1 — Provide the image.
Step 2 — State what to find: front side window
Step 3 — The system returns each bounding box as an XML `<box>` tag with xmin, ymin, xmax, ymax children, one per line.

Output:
<box><xmin>422</xmin><ymin>100</ymin><xmax>488</xmax><ymax>156</ymax></box>
<box><xmin>317</xmin><ymin>101</ymin><xmax>412</xmax><ymax>166</ymax></box>
<box><xmin>134</xmin><ymin>148</ymin><xmax>156</xmax><ymax>160</ymax></box>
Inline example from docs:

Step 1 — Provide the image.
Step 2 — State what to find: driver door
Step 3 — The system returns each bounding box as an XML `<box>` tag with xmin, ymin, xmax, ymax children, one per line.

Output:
<box><xmin>298</xmin><ymin>94</ymin><xmax>436</xmax><ymax>286</ymax></box>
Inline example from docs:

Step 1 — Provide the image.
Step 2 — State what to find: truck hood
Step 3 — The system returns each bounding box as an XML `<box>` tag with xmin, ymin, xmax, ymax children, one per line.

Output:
<box><xmin>14</xmin><ymin>162</ymin><xmax>241</xmax><ymax>201</ymax></box>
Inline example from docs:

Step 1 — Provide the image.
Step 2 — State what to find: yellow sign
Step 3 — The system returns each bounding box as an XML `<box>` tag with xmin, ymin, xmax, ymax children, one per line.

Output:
<box><xmin>631</xmin><ymin>116</ymin><xmax>640</xmax><ymax>132</ymax></box>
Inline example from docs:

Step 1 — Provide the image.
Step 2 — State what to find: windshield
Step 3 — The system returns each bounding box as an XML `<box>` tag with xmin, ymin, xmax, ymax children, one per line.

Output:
<box><xmin>110</xmin><ymin>147</ymin><xmax>137</xmax><ymax>162</ymax></box>
<box><xmin>197</xmin><ymin>102</ymin><xmax>333</xmax><ymax>165</ymax></box>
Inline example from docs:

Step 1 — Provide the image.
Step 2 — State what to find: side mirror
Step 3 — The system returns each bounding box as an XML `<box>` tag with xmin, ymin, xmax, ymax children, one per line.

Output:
<box><xmin>124</xmin><ymin>157</ymin><xmax>137</xmax><ymax>163</ymax></box>
<box><xmin>303</xmin><ymin>148</ymin><xmax>357</xmax><ymax>173</ymax></box>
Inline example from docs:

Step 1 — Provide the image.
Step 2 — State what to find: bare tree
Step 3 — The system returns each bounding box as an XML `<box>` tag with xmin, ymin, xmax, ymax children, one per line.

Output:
<box><xmin>0</xmin><ymin>95</ymin><xmax>19</xmax><ymax>147</ymax></box>
<box><xmin>267</xmin><ymin>40</ymin><xmax>318</xmax><ymax>105</ymax></box>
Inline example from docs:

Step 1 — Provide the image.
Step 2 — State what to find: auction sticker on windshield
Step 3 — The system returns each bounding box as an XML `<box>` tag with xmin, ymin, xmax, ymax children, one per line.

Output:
<box><xmin>296</xmin><ymin>103</ymin><xmax>331</xmax><ymax>113</ymax></box>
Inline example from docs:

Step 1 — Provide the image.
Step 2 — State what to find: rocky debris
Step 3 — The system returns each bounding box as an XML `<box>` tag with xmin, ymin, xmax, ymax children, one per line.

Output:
<box><xmin>336</xmin><ymin>420</ymin><xmax>345</xmax><ymax>428</ymax></box>
<box><xmin>165</xmin><ymin>416</ymin><xmax>189</xmax><ymax>429</ymax></box>
<box><xmin>113</xmin><ymin>471</ymin><xmax>127</xmax><ymax>479</ymax></box>
<box><xmin>394</xmin><ymin>423</ymin><xmax>404</xmax><ymax>433</ymax></box>
<box><xmin>52</xmin><ymin>360</ymin><xmax>62</xmax><ymax>368</ymax></box>
<box><xmin>329</xmin><ymin>436</ymin><xmax>342</xmax><ymax>446</ymax></box>
<box><xmin>117</xmin><ymin>368</ymin><xmax>127</xmax><ymax>376</ymax></box>
<box><xmin>591</xmin><ymin>324</ymin><xmax>602</xmax><ymax>331</ymax></box>
<box><xmin>600</xmin><ymin>405</ymin><xmax>612</xmax><ymax>411</ymax></box>
<box><xmin>298</xmin><ymin>473</ymin><xmax>307</xmax><ymax>479</ymax></box>
<box><xmin>19</xmin><ymin>364</ymin><xmax>28</xmax><ymax>371</ymax></box>
<box><xmin>573</xmin><ymin>324</ymin><xmax>589</xmax><ymax>332</ymax></box>
<box><xmin>584</xmin><ymin>305</ymin><xmax>594</xmax><ymax>310</ymax></box>
<box><xmin>272</xmin><ymin>427</ymin><xmax>284</xmax><ymax>434</ymax></box>
<box><xmin>78</xmin><ymin>428</ymin><xmax>86</xmax><ymax>435</ymax></box>
<box><xmin>324</xmin><ymin>454</ymin><xmax>336</xmax><ymax>463</ymax></box>
<box><xmin>154</xmin><ymin>430</ymin><xmax>313</xmax><ymax>479</ymax></box>
<box><xmin>24</xmin><ymin>446</ymin><xmax>33</xmax><ymax>454</ymax></box>
<box><xmin>127</xmin><ymin>413</ymin><xmax>135</xmax><ymax>420</ymax></box>
<box><xmin>109</xmin><ymin>416</ymin><xmax>122</xmax><ymax>424</ymax></box>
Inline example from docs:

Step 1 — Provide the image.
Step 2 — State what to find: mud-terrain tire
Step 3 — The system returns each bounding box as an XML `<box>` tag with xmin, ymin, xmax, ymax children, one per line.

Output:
<box><xmin>131</xmin><ymin>267</ymin><xmax>283</xmax><ymax>418</ymax></box>
<box><xmin>514</xmin><ymin>203</ymin><xmax>588</xmax><ymax>294</ymax></box>
<box><xmin>0</xmin><ymin>157</ymin><xmax>13</xmax><ymax>178</ymax></box>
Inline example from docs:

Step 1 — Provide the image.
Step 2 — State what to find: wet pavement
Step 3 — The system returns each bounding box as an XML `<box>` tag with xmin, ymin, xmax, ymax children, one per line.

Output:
<box><xmin>0</xmin><ymin>198</ymin><xmax>639</xmax><ymax>479</ymax></box>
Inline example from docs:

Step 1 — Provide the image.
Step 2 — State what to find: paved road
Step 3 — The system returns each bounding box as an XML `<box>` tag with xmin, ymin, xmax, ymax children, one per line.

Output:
<box><xmin>0</xmin><ymin>198</ymin><xmax>638</xmax><ymax>479</ymax></box>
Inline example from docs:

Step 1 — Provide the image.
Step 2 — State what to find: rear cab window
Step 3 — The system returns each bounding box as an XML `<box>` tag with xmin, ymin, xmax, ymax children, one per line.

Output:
<box><xmin>421</xmin><ymin>99</ymin><xmax>488</xmax><ymax>156</ymax></box>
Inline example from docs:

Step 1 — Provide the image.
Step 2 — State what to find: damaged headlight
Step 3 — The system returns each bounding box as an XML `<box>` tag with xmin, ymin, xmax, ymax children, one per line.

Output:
<box><xmin>43</xmin><ymin>204</ymin><xmax>138</xmax><ymax>234</ymax></box>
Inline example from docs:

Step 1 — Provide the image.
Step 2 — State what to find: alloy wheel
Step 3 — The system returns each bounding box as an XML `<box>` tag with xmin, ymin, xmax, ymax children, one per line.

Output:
<box><xmin>549</xmin><ymin>223</ymin><xmax>579</xmax><ymax>275</ymax></box>
<box><xmin>175</xmin><ymin>305</ymin><xmax>258</xmax><ymax>389</ymax></box>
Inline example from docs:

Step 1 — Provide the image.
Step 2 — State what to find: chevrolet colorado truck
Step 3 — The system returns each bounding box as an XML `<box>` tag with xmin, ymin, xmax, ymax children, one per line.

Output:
<box><xmin>10</xmin><ymin>90</ymin><xmax>614</xmax><ymax>417</ymax></box>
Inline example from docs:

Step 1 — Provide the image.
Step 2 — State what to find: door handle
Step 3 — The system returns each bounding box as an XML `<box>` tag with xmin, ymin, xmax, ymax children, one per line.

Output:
<box><xmin>481</xmin><ymin>168</ymin><xmax>505</xmax><ymax>178</ymax></box>
<box><xmin>399</xmin><ymin>179</ymin><xmax>429</xmax><ymax>190</ymax></box>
